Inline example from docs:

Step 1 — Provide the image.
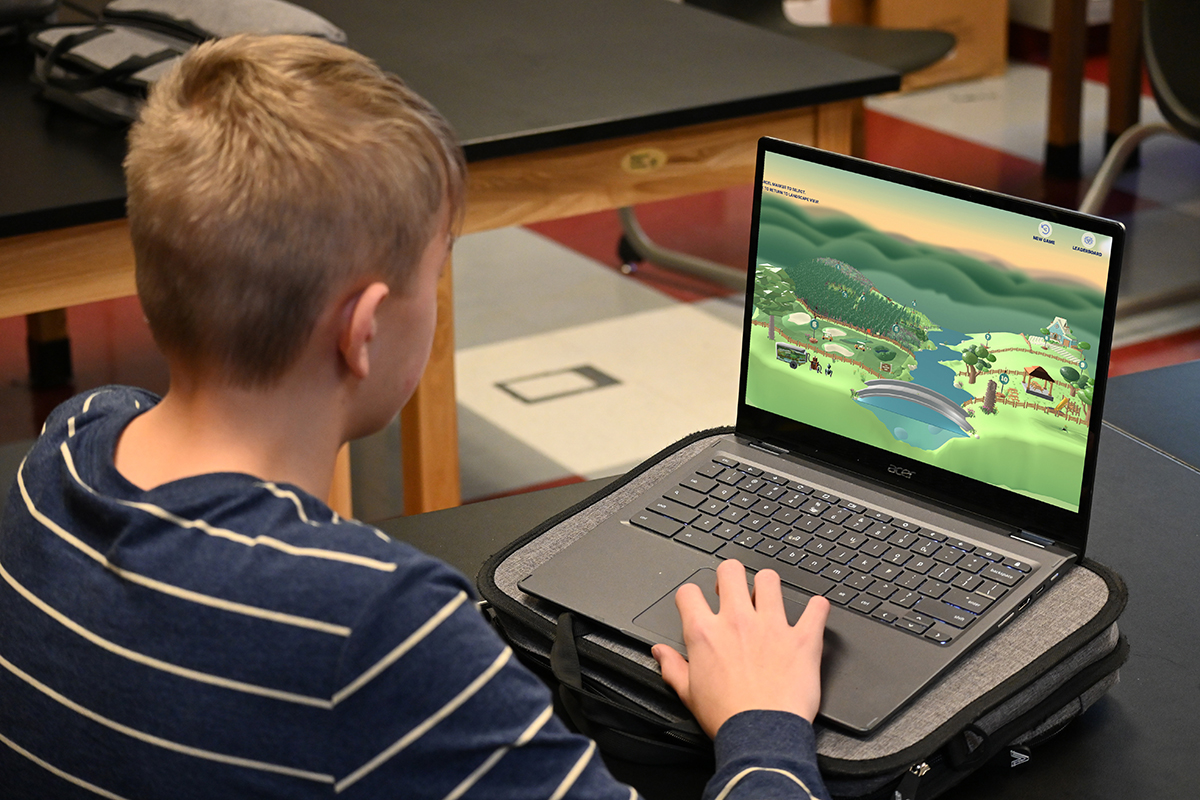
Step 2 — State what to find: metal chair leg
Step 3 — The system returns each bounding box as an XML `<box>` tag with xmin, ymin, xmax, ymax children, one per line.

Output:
<box><xmin>616</xmin><ymin>206</ymin><xmax>747</xmax><ymax>291</ymax></box>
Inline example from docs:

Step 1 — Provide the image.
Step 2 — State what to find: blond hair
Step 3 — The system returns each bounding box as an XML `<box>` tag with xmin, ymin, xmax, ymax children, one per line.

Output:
<box><xmin>125</xmin><ymin>34</ymin><xmax>466</xmax><ymax>386</ymax></box>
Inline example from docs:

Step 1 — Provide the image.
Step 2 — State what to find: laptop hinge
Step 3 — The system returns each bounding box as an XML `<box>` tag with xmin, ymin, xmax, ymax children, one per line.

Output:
<box><xmin>749</xmin><ymin>440</ymin><xmax>790</xmax><ymax>456</ymax></box>
<box><xmin>1010</xmin><ymin>531</ymin><xmax>1053</xmax><ymax>549</ymax></box>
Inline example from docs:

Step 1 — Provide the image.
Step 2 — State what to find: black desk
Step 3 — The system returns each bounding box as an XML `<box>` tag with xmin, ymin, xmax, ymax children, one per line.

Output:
<box><xmin>0</xmin><ymin>0</ymin><xmax>897</xmax><ymax>514</ymax></box>
<box><xmin>380</xmin><ymin>361</ymin><xmax>1200</xmax><ymax>799</ymax></box>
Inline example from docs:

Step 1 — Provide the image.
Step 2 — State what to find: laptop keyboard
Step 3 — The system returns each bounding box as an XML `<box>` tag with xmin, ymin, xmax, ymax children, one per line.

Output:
<box><xmin>628</xmin><ymin>453</ymin><xmax>1031</xmax><ymax>646</ymax></box>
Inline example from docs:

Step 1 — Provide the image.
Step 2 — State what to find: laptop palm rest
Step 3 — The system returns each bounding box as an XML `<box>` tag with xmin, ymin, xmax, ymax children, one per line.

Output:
<box><xmin>521</xmin><ymin>520</ymin><xmax>950</xmax><ymax>734</ymax></box>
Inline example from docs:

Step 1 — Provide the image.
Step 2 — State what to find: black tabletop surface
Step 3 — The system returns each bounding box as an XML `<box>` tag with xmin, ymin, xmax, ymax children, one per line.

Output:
<box><xmin>0</xmin><ymin>0</ymin><xmax>896</xmax><ymax>237</ymax></box>
<box><xmin>1102</xmin><ymin>359</ymin><xmax>1200</xmax><ymax>469</ymax></box>
<box><xmin>379</xmin><ymin>364</ymin><xmax>1200</xmax><ymax>799</ymax></box>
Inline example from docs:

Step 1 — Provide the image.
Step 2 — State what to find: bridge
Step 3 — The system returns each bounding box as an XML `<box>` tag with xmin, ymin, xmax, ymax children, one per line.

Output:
<box><xmin>856</xmin><ymin>379</ymin><xmax>976</xmax><ymax>435</ymax></box>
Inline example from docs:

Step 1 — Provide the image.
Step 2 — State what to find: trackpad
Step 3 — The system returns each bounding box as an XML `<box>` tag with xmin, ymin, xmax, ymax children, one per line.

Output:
<box><xmin>633</xmin><ymin>568</ymin><xmax>811</xmax><ymax>654</ymax></box>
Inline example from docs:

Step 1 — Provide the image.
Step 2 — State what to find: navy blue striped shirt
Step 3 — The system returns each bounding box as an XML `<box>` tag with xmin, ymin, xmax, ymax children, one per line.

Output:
<box><xmin>1</xmin><ymin>387</ymin><xmax>829</xmax><ymax>800</ymax></box>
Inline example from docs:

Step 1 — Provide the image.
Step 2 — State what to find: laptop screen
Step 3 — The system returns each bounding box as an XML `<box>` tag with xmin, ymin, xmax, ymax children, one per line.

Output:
<box><xmin>739</xmin><ymin>140</ymin><xmax>1123</xmax><ymax>547</ymax></box>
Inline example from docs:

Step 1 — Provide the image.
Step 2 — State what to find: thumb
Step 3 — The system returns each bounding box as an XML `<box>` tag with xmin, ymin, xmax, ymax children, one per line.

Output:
<box><xmin>652</xmin><ymin>644</ymin><xmax>691</xmax><ymax>702</ymax></box>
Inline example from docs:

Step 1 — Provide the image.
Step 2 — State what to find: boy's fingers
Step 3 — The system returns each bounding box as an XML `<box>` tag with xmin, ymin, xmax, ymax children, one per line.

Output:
<box><xmin>651</xmin><ymin>644</ymin><xmax>690</xmax><ymax>701</ymax></box>
<box><xmin>750</xmin><ymin>568</ymin><xmax>785</xmax><ymax>614</ymax></box>
<box><xmin>797</xmin><ymin>594</ymin><xmax>831</xmax><ymax>638</ymax></box>
<box><xmin>714</xmin><ymin>559</ymin><xmax>754</xmax><ymax>612</ymax></box>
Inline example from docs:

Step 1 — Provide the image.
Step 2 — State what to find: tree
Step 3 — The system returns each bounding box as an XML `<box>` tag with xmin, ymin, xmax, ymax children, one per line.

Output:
<box><xmin>1077</xmin><ymin>376</ymin><xmax>1096</xmax><ymax>425</ymax></box>
<box><xmin>1039</xmin><ymin>327</ymin><xmax>1050</xmax><ymax>349</ymax></box>
<box><xmin>1060</xmin><ymin>366</ymin><xmax>1081</xmax><ymax>396</ymax></box>
<box><xmin>754</xmin><ymin>266</ymin><xmax>799</xmax><ymax>341</ymax></box>
<box><xmin>983</xmin><ymin>379</ymin><xmax>998</xmax><ymax>414</ymax></box>
<box><xmin>961</xmin><ymin>344</ymin><xmax>996</xmax><ymax>384</ymax></box>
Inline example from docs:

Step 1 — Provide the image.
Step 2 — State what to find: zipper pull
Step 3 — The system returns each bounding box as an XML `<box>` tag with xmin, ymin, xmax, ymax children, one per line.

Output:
<box><xmin>894</xmin><ymin>762</ymin><xmax>930</xmax><ymax>800</ymax></box>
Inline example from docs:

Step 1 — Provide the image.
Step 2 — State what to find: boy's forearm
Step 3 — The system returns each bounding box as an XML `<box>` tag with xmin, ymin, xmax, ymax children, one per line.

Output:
<box><xmin>705</xmin><ymin>711</ymin><xmax>831</xmax><ymax>800</ymax></box>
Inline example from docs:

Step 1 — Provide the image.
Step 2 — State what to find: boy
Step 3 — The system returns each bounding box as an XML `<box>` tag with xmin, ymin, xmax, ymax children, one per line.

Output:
<box><xmin>0</xmin><ymin>35</ymin><xmax>831</xmax><ymax>799</ymax></box>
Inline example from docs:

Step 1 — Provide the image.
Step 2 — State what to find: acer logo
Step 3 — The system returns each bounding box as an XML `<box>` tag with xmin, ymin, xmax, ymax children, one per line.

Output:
<box><xmin>888</xmin><ymin>465</ymin><xmax>916</xmax><ymax>479</ymax></box>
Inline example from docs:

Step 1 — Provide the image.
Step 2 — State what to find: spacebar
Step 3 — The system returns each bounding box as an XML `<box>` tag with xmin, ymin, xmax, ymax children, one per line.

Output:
<box><xmin>715</xmin><ymin>544</ymin><xmax>835</xmax><ymax>597</ymax></box>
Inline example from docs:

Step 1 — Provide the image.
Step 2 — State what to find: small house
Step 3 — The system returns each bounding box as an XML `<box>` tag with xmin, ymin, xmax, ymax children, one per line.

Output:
<box><xmin>1046</xmin><ymin>317</ymin><xmax>1074</xmax><ymax>348</ymax></box>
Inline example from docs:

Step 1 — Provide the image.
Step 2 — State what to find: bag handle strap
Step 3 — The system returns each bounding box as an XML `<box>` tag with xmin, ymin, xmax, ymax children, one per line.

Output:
<box><xmin>550</xmin><ymin>612</ymin><xmax>709</xmax><ymax>765</ymax></box>
<box><xmin>37</xmin><ymin>26</ymin><xmax>180</xmax><ymax>92</ymax></box>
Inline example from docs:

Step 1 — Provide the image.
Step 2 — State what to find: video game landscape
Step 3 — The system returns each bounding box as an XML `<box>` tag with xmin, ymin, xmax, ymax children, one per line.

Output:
<box><xmin>747</xmin><ymin>162</ymin><xmax>1111</xmax><ymax>512</ymax></box>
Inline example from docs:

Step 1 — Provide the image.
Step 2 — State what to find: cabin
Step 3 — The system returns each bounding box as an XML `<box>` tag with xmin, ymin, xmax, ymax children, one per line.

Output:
<box><xmin>1046</xmin><ymin>317</ymin><xmax>1075</xmax><ymax>348</ymax></box>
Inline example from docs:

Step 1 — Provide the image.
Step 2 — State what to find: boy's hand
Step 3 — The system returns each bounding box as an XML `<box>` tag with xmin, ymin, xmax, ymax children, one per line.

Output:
<box><xmin>651</xmin><ymin>559</ymin><xmax>830</xmax><ymax>738</ymax></box>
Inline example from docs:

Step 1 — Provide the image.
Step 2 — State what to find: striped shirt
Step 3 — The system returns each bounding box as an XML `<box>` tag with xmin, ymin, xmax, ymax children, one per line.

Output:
<box><xmin>1</xmin><ymin>386</ymin><xmax>829</xmax><ymax>800</ymax></box>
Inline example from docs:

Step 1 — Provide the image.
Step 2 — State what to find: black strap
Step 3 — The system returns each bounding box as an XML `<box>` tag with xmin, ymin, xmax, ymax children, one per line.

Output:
<box><xmin>549</xmin><ymin>612</ymin><xmax>710</xmax><ymax>766</ymax></box>
<box><xmin>37</xmin><ymin>26</ymin><xmax>180</xmax><ymax>92</ymax></box>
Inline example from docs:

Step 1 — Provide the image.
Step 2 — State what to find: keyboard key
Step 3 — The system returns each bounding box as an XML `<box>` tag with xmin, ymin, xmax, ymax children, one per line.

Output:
<box><xmin>761</xmin><ymin>472</ymin><xmax>789</xmax><ymax>485</ymax></box>
<box><xmin>958</xmin><ymin>556</ymin><xmax>989</xmax><ymax>574</ymax></box>
<box><xmin>976</xmin><ymin>549</ymin><xmax>1004</xmax><ymax>562</ymax></box>
<box><xmin>893</xmin><ymin>518</ymin><xmax>920</xmax><ymax>532</ymax></box>
<box><xmin>826</xmin><ymin>547</ymin><xmax>856</xmax><ymax>565</ymax></box>
<box><xmin>787</xmin><ymin>481</ymin><xmax>813</xmax><ymax>494</ymax></box>
<box><xmin>665</xmin><ymin>485</ymin><xmax>707</xmax><ymax>508</ymax></box>
<box><xmin>799</xmin><ymin>556</ymin><xmax>828</xmax><ymax>573</ymax></box>
<box><xmin>841</xmin><ymin>501</ymin><xmax>870</xmax><ymax>514</ymax></box>
<box><xmin>861</xmin><ymin>540</ymin><xmax>891</xmax><ymax>558</ymax></box>
<box><xmin>782</xmin><ymin>531</ymin><xmax>810</xmax><ymax>547</ymax></box>
<box><xmin>849</xmin><ymin>555</ymin><xmax>877</xmax><ymax>573</ymax></box>
<box><xmin>804</xmin><ymin>538</ymin><xmax>833</xmax><ymax>555</ymax></box>
<box><xmin>903</xmin><ymin>612</ymin><xmax>937</xmax><ymax>628</ymax></box>
<box><xmin>814</xmin><ymin>524</ymin><xmax>843</xmax><ymax>542</ymax></box>
<box><xmin>700</xmin><ymin>499</ymin><xmax>726</xmax><ymax>516</ymax></box>
<box><xmin>732</xmin><ymin>532</ymin><xmax>763</xmax><ymax>549</ymax></box>
<box><xmin>980</xmin><ymin>564</ymin><xmax>1022</xmax><ymax>586</ymax></box>
<box><xmin>905</xmin><ymin>557</ymin><xmax>936</xmax><ymax>575</ymax></box>
<box><xmin>681</xmin><ymin>475</ymin><xmax>718</xmax><ymax>494</ymax></box>
<box><xmin>865</xmin><ymin>523</ymin><xmax>896</xmax><ymax>540</ymax></box>
<box><xmin>845</xmin><ymin>572</ymin><xmax>875</xmax><ymax>591</ymax></box>
<box><xmin>713</xmin><ymin>456</ymin><xmax>739</xmax><ymax>468</ymax></box>
<box><xmin>759</xmin><ymin>484</ymin><xmax>786</xmax><ymax>500</ymax></box>
<box><xmin>752</xmin><ymin>500</ymin><xmax>781</xmax><ymax>517</ymax></box>
<box><xmin>799</xmin><ymin>499</ymin><xmax>831</xmax><ymax>516</ymax></box>
<box><xmin>849</xmin><ymin>595</ymin><xmax>881</xmax><ymax>614</ymax></box>
<box><xmin>1003</xmin><ymin>558</ymin><xmax>1034</xmax><ymax>573</ymax></box>
<box><xmin>933</xmin><ymin>547</ymin><xmax>965</xmax><ymax>566</ymax></box>
<box><xmin>918</xmin><ymin>580</ymin><xmax>949</xmax><ymax>599</ymax></box>
<box><xmin>779</xmin><ymin>491</ymin><xmax>808</xmax><ymax>509</ymax></box>
<box><xmin>947</xmin><ymin>539</ymin><xmax>976</xmax><ymax>553</ymax></box>
<box><xmin>871</xmin><ymin>608</ymin><xmax>900</xmax><ymax>623</ymax></box>
<box><xmin>647</xmin><ymin>499</ymin><xmax>700</xmax><ymax>524</ymax></box>
<box><xmin>884</xmin><ymin>550</ymin><xmax>912</xmax><ymax>566</ymax></box>
<box><xmin>760</xmin><ymin>522</ymin><xmax>790</xmax><ymax>540</ymax></box>
<box><xmin>930</xmin><ymin>565</ymin><xmax>959</xmax><ymax>583</ymax></box>
<box><xmin>952</xmin><ymin>573</ymin><xmax>983</xmax><ymax>592</ymax></box>
<box><xmin>867</xmin><ymin>510</ymin><xmax>893</xmax><ymax>523</ymax></box>
<box><xmin>870</xmin><ymin>563</ymin><xmax>902</xmax><ymax>582</ymax></box>
<box><xmin>845</xmin><ymin>514</ymin><xmax>874</xmax><ymax>532</ymax></box>
<box><xmin>943</xmin><ymin>587</ymin><xmax>993</xmax><ymax>614</ymax></box>
<box><xmin>912</xmin><ymin>539</ymin><xmax>941</xmax><ymax>557</ymax></box>
<box><xmin>756</xmin><ymin>539</ymin><xmax>785</xmax><ymax>557</ymax></box>
<box><xmin>887</xmin><ymin>530</ymin><xmax>920</xmax><ymax>549</ymax></box>
<box><xmin>691</xmin><ymin>515</ymin><xmax>720</xmax><ymax>532</ymax></box>
<box><xmin>675</xmin><ymin>529</ymin><xmax>724</xmax><ymax>553</ymax></box>
<box><xmin>821</xmin><ymin>564</ymin><xmax>852</xmax><ymax>582</ymax></box>
<box><xmin>737</xmin><ymin>476</ymin><xmax>765</xmax><ymax>493</ymax></box>
<box><xmin>794</xmin><ymin>516</ymin><xmax>823</xmax><ymax>533</ymax></box>
<box><xmin>630</xmin><ymin>512</ymin><xmax>683</xmax><ymax>537</ymax></box>
<box><xmin>777</xmin><ymin>548</ymin><xmax>804</xmax><ymax>565</ymax></box>
<box><xmin>719</xmin><ymin>507</ymin><xmax>748</xmax><ymax>524</ymax></box>
<box><xmin>713</xmin><ymin>523</ymin><xmax>741</xmax><ymax>540</ymax></box>
<box><xmin>895</xmin><ymin>573</ymin><xmax>926</xmax><ymax>590</ymax></box>
<box><xmin>696</xmin><ymin>462</ymin><xmax>726</xmax><ymax>478</ymax></box>
<box><xmin>711</xmin><ymin>485</ymin><xmax>737</xmax><ymax>501</ymax></box>
<box><xmin>813</xmin><ymin>491</ymin><xmax>841</xmax><ymax>504</ymax></box>
<box><xmin>715</xmin><ymin>470</ymin><xmax>742</xmax><ymax>486</ymax></box>
<box><xmin>897</xmin><ymin>618</ymin><xmax>929</xmax><ymax>634</ymax></box>
<box><xmin>730</xmin><ymin>492</ymin><xmax>758</xmax><ymax>509</ymax></box>
<box><xmin>714</xmin><ymin>544</ymin><xmax>835</xmax><ymax>596</ymax></box>
<box><xmin>913</xmin><ymin>597</ymin><xmax>976</xmax><ymax>629</ymax></box>
<box><xmin>925</xmin><ymin>628</ymin><xmax>953</xmax><ymax>644</ymax></box>
<box><xmin>837</xmin><ymin>531</ymin><xmax>868</xmax><ymax>549</ymax></box>
<box><xmin>823</xmin><ymin>508</ymin><xmax>852</xmax><ymax>525</ymax></box>
<box><xmin>977</xmin><ymin>580</ymin><xmax>1008</xmax><ymax>600</ymax></box>
<box><xmin>740</xmin><ymin>465</ymin><xmax>763</xmax><ymax>477</ymax></box>
<box><xmin>773</xmin><ymin>509</ymin><xmax>802</xmax><ymax>525</ymax></box>
<box><xmin>866</xmin><ymin>581</ymin><xmax>898</xmax><ymax>600</ymax></box>
<box><xmin>826</xmin><ymin>586</ymin><xmax>857</xmax><ymax>605</ymax></box>
<box><xmin>740</xmin><ymin>515</ymin><xmax>769</xmax><ymax>532</ymax></box>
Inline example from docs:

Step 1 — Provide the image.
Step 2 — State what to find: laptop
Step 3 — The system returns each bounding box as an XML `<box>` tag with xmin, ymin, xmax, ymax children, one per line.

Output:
<box><xmin>519</xmin><ymin>137</ymin><xmax>1124</xmax><ymax>734</ymax></box>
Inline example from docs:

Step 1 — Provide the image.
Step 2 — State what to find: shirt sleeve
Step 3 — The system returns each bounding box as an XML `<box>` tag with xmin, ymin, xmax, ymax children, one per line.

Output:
<box><xmin>704</xmin><ymin>711</ymin><xmax>831</xmax><ymax>800</ymax></box>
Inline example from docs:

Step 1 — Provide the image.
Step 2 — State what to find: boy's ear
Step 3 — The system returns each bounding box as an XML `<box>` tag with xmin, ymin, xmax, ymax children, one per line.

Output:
<box><xmin>339</xmin><ymin>282</ymin><xmax>391</xmax><ymax>379</ymax></box>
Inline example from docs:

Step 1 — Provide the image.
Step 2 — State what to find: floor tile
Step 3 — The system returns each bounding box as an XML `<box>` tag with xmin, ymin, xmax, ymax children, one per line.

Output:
<box><xmin>455</xmin><ymin>304</ymin><xmax>741</xmax><ymax>477</ymax></box>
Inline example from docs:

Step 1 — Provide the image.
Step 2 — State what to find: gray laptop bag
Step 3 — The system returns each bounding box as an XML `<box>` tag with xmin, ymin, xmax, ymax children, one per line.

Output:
<box><xmin>477</xmin><ymin>428</ymin><xmax>1128</xmax><ymax>800</ymax></box>
<box><xmin>28</xmin><ymin>0</ymin><xmax>346</xmax><ymax>124</ymax></box>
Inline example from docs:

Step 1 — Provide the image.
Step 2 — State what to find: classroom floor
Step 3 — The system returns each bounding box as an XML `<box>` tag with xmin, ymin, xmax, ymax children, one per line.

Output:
<box><xmin>2</xmin><ymin>36</ymin><xmax>1199</xmax><ymax>521</ymax></box>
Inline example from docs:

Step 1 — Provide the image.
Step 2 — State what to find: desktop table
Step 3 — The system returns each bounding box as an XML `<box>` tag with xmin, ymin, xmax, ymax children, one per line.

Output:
<box><xmin>0</xmin><ymin>0</ymin><xmax>898</xmax><ymax>515</ymax></box>
<box><xmin>379</xmin><ymin>361</ymin><xmax>1200</xmax><ymax>798</ymax></box>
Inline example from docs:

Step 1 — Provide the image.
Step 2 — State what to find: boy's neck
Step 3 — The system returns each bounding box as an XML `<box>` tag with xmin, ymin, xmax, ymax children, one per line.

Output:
<box><xmin>114</xmin><ymin>372</ymin><xmax>345</xmax><ymax>501</ymax></box>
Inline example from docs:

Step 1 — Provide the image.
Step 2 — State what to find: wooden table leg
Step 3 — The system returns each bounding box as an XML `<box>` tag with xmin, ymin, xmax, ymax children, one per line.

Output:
<box><xmin>26</xmin><ymin>309</ymin><xmax>73</xmax><ymax>389</ymax></box>
<box><xmin>1106</xmin><ymin>0</ymin><xmax>1143</xmax><ymax>154</ymax></box>
<box><xmin>1046</xmin><ymin>0</ymin><xmax>1089</xmax><ymax>178</ymax></box>
<box><xmin>399</xmin><ymin>254</ymin><xmax>461</xmax><ymax>515</ymax></box>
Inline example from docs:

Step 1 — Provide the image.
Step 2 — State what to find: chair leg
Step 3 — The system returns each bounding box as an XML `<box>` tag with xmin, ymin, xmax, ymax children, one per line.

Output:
<box><xmin>616</xmin><ymin>206</ymin><xmax>746</xmax><ymax>291</ymax></box>
<box><xmin>1078</xmin><ymin>122</ymin><xmax>1179</xmax><ymax>215</ymax></box>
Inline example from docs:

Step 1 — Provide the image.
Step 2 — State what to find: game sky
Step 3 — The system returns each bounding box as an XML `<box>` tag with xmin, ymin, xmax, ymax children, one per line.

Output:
<box><xmin>747</xmin><ymin>152</ymin><xmax>1114</xmax><ymax>511</ymax></box>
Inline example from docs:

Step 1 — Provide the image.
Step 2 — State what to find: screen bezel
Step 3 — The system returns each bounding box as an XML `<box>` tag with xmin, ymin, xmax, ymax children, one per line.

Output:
<box><xmin>736</xmin><ymin>138</ymin><xmax>1125</xmax><ymax>555</ymax></box>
